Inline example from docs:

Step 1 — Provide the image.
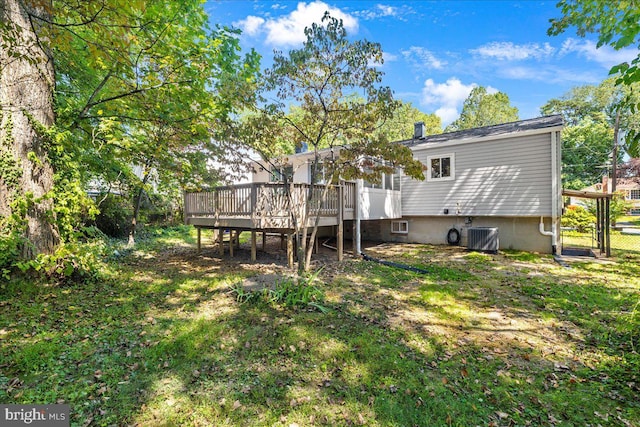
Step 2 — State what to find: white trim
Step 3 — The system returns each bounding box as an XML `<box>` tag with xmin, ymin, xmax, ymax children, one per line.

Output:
<box><xmin>426</xmin><ymin>153</ymin><xmax>455</xmax><ymax>182</ymax></box>
<box><xmin>391</xmin><ymin>220</ymin><xmax>408</xmax><ymax>234</ymax></box>
<box><xmin>410</xmin><ymin>126</ymin><xmax>563</xmax><ymax>152</ymax></box>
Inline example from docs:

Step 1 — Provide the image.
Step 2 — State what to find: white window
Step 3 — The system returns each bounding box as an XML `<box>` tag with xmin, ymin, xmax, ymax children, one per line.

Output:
<box><xmin>629</xmin><ymin>189</ymin><xmax>640</xmax><ymax>200</ymax></box>
<box><xmin>391</xmin><ymin>220</ymin><xmax>408</xmax><ymax>234</ymax></box>
<box><xmin>270</xmin><ymin>165</ymin><xmax>293</xmax><ymax>182</ymax></box>
<box><xmin>427</xmin><ymin>154</ymin><xmax>455</xmax><ymax>181</ymax></box>
<box><xmin>310</xmin><ymin>161</ymin><xmax>329</xmax><ymax>184</ymax></box>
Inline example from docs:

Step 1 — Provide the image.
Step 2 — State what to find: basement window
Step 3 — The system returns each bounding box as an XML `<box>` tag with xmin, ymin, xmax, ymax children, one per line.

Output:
<box><xmin>391</xmin><ymin>220</ymin><xmax>408</xmax><ymax>234</ymax></box>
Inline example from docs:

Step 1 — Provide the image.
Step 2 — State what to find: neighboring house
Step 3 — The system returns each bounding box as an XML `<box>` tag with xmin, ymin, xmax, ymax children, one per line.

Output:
<box><xmin>573</xmin><ymin>176</ymin><xmax>640</xmax><ymax>215</ymax></box>
<box><xmin>619</xmin><ymin>180</ymin><xmax>640</xmax><ymax>215</ymax></box>
<box><xmin>184</xmin><ymin>115</ymin><xmax>564</xmax><ymax>258</ymax></box>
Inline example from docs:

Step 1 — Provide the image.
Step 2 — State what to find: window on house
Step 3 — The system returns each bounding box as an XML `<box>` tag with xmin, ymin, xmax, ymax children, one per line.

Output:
<box><xmin>427</xmin><ymin>154</ymin><xmax>455</xmax><ymax>181</ymax></box>
<box><xmin>391</xmin><ymin>220</ymin><xmax>408</xmax><ymax>234</ymax></box>
<box><xmin>310</xmin><ymin>161</ymin><xmax>326</xmax><ymax>184</ymax></box>
<box><xmin>362</xmin><ymin>163</ymin><xmax>382</xmax><ymax>189</ymax></box>
<box><xmin>393</xmin><ymin>171</ymin><xmax>401</xmax><ymax>191</ymax></box>
<box><xmin>270</xmin><ymin>165</ymin><xmax>293</xmax><ymax>182</ymax></box>
<box><xmin>384</xmin><ymin>172</ymin><xmax>393</xmax><ymax>190</ymax></box>
<box><xmin>629</xmin><ymin>189</ymin><xmax>640</xmax><ymax>200</ymax></box>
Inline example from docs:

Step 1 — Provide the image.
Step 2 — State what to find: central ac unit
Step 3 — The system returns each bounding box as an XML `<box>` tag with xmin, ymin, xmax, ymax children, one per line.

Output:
<box><xmin>467</xmin><ymin>227</ymin><xmax>499</xmax><ymax>253</ymax></box>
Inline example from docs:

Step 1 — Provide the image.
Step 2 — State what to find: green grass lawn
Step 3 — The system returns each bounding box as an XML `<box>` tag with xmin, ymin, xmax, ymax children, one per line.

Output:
<box><xmin>1</xmin><ymin>227</ymin><xmax>639</xmax><ymax>426</ymax></box>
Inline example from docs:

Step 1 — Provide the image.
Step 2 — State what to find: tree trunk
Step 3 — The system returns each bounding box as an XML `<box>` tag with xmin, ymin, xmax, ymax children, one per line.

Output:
<box><xmin>0</xmin><ymin>0</ymin><xmax>60</xmax><ymax>258</ymax></box>
<box><xmin>128</xmin><ymin>171</ymin><xmax>150</xmax><ymax>247</ymax></box>
<box><xmin>128</xmin><ymin>187</ymin><xmax>143</xmax><ymax>247</ymax></box>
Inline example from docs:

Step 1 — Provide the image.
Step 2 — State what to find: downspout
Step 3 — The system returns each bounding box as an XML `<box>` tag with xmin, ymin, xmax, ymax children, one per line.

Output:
<box><xmin>355</xmin><ymin>179</ymin><xmax>362</xmax><ymax>255</ymax></box>
<box><xmin>539</xmin><ymin>131</ymin><xmax>559</xmax><ymax>254</ymax></box>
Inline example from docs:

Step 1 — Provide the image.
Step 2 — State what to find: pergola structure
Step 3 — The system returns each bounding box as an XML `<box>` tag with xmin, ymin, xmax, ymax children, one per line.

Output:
<box><xmin>562</xmin><ymin>189</ymin><xmax>612</xmax><ymax>257</ymax></box>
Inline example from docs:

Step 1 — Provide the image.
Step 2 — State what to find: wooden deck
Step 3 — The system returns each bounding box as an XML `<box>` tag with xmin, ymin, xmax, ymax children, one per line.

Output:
<box><xmin>184</xmin><ymin>182</ymin><xmax>355</xmax><ymax>230</ymax></box>
<box><xmin>184</xmin><ymin>182</ymin><xmax>356</xmax><ymax>265</ymax></box>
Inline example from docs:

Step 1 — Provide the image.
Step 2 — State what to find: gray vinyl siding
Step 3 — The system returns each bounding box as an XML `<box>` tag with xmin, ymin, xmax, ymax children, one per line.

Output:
<box><xmin>402</xmin><ymin>133</ymin><xmax>553</xmax><ymax>217</ymax></box>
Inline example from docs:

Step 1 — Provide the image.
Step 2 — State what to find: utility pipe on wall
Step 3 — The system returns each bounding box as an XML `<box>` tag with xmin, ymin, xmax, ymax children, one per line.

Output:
<box><xmin>539</xmin><ymin>131</ymin><xmax>559</xmax><ymax>254</ymax></box>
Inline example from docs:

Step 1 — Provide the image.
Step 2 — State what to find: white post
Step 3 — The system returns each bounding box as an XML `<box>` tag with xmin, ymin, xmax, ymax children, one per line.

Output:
<box><xmin>355</xmin><ymin>179</ymin><xmax>362</xmax><ymax>255</ymax></box>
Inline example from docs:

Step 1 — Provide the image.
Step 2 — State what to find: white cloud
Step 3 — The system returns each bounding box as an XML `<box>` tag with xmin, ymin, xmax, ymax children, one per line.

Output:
<box><xmin>369</xmin><ymin>51</ymin><xmax>397</xmax><ymax>68</ymax></box>
<box><xmin>402</xmin><ymin>46</ymin><xmax>446</xmax><ymax>70</ymax></box>
<box><xmin>236</xmin><ymin>15</ymin><xmax>265</xmax><ymax>37</ymax></box>
<box><xmin>434</xmin><ymin>107</ymin><xmax>460</xmax><ymax>125</ymax></box>
<box><xmin>471</xmin><ymin>42</ymin><xmax>555</xmax><ymax>61</ymax></box>
<box><xmin>501</xmin><ymin>65</ymin><xmax>601</xmax><ymax>84</ymax></box>
<box><xmin>421</xmin><ymin>78</ymin><xmax>477</xmax><ymax>124</ymax></box>
<box><xmin>357</xmin><ymin>4</ymin><xmax>397</xmax><ymax>20</ymax></box>
<box><xmin>355</xmin><ymin>4</ymin><xmax>414</xmax><ymax>21</ymax></box>
<box><xmin>234</xmin><ymin>1</ymin><xmax>358</xmax><ymax>47</ymax></box>
<box><xmin>368</xmin><ymin>51</ymin><xmax>397</xmax><ymax>68</ymax></box>
<box><xmin>559</xmin><ymin>38</ymin><xmax>637</xmax><ymax>68</ymax></box>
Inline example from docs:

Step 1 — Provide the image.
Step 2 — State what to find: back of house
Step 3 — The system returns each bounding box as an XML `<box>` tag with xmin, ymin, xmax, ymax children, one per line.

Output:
<box><xmin>363</xmin><ymin>115</ymin><xmax>564</xmax><ymax>253</ymax></box>
<box><xmin>246</xmin><ymin>115</ymin><xmax>564</xmax><ymax>254</ymax></box>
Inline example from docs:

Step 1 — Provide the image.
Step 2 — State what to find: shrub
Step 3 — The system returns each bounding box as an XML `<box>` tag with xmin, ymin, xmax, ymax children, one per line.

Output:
<box><xmin>14</xmin><ymin>239</ymin><xmax>107</xmax><ymax>284</ymax></box>
<box><xmin>562</xmin><ymin>205</ymin><xmax>596</xmax><ymax>232</ymax></box>
<box><xmin>232</xmin><ymin>269</ymin><xmax>328</xmax><ymax>312</ymax></box>
<box><xmin>93</xmin><ymin>194</ymin><xmax>132</xmax><ymax>238</ymax></box>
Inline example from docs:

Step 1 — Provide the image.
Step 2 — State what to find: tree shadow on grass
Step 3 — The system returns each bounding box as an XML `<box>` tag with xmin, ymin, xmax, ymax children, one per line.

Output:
<box><xmin>2</xmin><ymin>240</ymin><xmax>640</xmax><ymax>426</ymax></box>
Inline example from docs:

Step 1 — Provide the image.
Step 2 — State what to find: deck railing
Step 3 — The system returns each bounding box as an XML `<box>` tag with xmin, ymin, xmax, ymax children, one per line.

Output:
<box><xmin>184</xmin><ymin>182</ymin><xmax>355</xmax><ymax>228</ymax></box>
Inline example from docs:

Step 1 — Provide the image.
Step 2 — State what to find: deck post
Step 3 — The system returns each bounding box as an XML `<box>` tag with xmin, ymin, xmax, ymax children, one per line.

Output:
<box><xmin>218</xmin><ymin>228</ymin><xmax>224</xmax><ymax>255</ymax></box>
<box><xmin>197</xmin><ymin>227</ymin><xmax>201</xmax><ymax>253</ymax></box>
<box><xmin>251</xmin><ymin>230</ymin><xmax>257</xmax><ymax>262</ymax></box>
<box><xmin>262</xmin><ymin>232</ymin><xmax>266</xmax><ymax>251</ymax></box>
<box><xmin>338</xmin><ymin>185</ymin><xmax>344</xmax><ymax>261</ymax></box>
<box><xmin>605</xmin><ymin>197</ymin><xmax>611</xmax><ymax>258</ymax></box>
<box><xmin>229</xmin><ymin>230</ymin><xmax>234</xmax><ymax>258</ymax></box>
<box><xmin>287</xmin><ymin>232</ymin><xmax>294</xmax><ymax>268</ymax></box>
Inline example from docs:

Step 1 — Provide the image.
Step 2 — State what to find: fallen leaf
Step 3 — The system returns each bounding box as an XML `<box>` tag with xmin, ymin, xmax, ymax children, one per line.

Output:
<box><xmin>357</xmin><ymin>413</ymin><xmax>366</xmax><ymax>425</ymax></box>
<box><xmin>232</xmin><ymin>400</ymin><xmax>242</xmax><ymax>410</ymax></box>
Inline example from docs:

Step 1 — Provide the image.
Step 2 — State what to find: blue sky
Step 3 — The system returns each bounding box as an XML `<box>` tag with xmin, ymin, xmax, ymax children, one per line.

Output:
<box><xmin>205</xmin><ymin>1</ymin><xmax>637</xmax><ymax>127</ymax></box>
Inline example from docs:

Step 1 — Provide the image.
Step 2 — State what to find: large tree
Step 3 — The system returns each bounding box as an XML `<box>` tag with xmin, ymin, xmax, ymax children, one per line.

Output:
<box><xmin>0</xmin><ymin>0</ymin><xmax>60</xmax><ymax>258</ymax></box>
<box><xmin>249</xmin><ymin>13</ymin><xmax>424</xmax><ymax>272</ymax></box>
<box><xmin>445</xmin><ymin>86</ymin><xmax>519</xmax><ymax>132</ymax></box>
<box><xmin>541</xmin><ymin>78</ymin><xmax>640</xmax><ymax>188</ymax></box>
<box><xmin>549</xmin><ymin>0</ymin><xmax>640</xmax><ymax>87</ymax></box>
<box><xmin>1</xmin><ymin>0</ymin><xmax>259</xmax><ymax>258</ymax></box>
<box><xmin>376</xmin><ymin>101</ymin><xmax>442</xmax><ymax>141</ymax></box>
<box><xmin>548</xmin><ymin>0</ymin><xmax>640</xmax><ymax>147</ymax></box>
<box><xmin>558</xmin><ymin>118</ymin><xmax>613</xmax><ymax>189</ymax></box>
